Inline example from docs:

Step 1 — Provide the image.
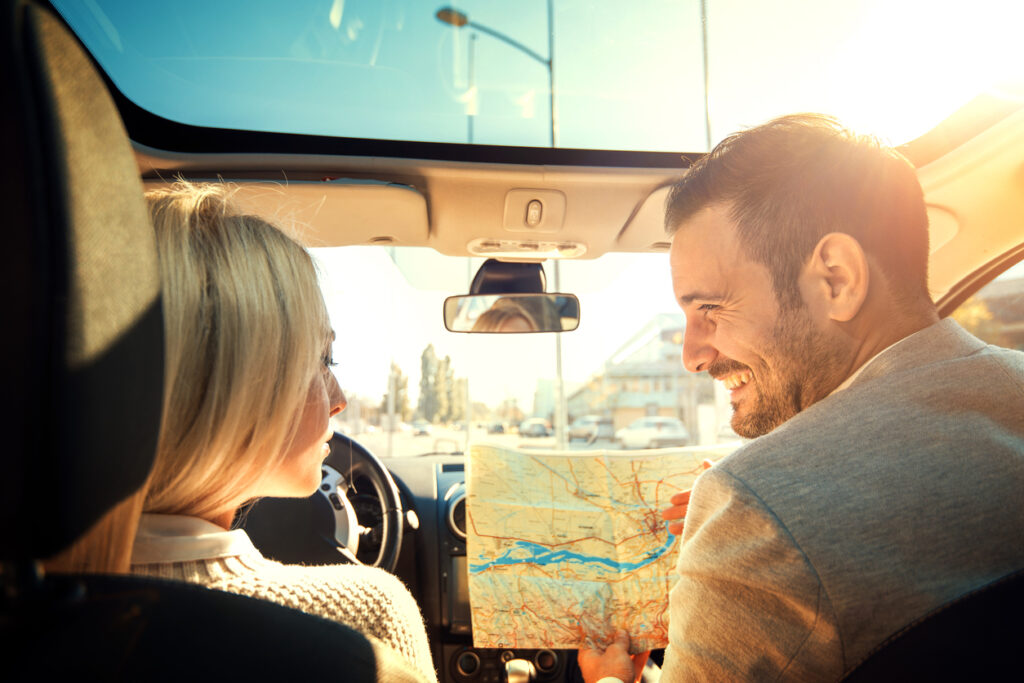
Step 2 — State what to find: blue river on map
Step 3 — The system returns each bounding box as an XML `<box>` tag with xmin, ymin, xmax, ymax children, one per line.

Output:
<box><xmin>469</xmin><ymin>530</ymin><xmax>678</xmax><ymax>575</ymax></box>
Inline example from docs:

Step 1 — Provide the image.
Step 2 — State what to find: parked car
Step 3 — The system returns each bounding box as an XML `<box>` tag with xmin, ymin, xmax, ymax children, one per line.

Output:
<box><xmin>411</xmin><ymin>420</ymin><xmax>432</xmax><ymax>436</ymax></box>
<box><xmin>568</xmin><ymin>415</ymin><xmax>615</xmax><ymax>442</ymax></box>
<box><xmin>615</xmin><ymin>416</ymin><xmax>690</xmax><ymax>449</ymax></box>
<box><xmin>519</xmin><ymin>418</ymin><xmax>553</xmax><ymax>437</ymax></box>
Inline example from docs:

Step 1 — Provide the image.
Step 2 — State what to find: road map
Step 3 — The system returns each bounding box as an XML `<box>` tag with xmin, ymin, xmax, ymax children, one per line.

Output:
<box><xmin>466</xmin><ymin>443</ymin><xmax>734</xmax><ymax>653</ymax></box>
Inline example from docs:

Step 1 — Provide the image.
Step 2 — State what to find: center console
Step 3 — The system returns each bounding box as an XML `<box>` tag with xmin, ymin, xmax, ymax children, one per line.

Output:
<box><xmin>435</xmin><ymin>463</ymin><xmax>572</xmax><ymax>683</ymax></box>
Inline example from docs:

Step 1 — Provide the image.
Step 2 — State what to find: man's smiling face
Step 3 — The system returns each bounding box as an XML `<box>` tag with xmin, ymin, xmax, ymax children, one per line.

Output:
<box><xmin>670</xmin><ymin>204</ymin><xmax>845</xmax><ymax>437</ymax></box>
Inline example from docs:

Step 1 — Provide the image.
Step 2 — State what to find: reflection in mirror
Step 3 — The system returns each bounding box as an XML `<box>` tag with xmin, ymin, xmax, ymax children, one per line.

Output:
<box><xmin>444</xmin><ymin>294</ymin><xmax>580</xmax><ymax>334</ymax></box>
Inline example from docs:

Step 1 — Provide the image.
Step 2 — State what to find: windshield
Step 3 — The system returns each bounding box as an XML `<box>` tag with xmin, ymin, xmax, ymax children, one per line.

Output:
<box><xmin>319</xmin><ymin>247</ymin><xmax>1024</xmax><ymax>458</ymax></box>
<box><xmin>54</xmin><ymin>0</ymin><xmax>1022</xmax><ymax>150</ymax></box>
<box><xmin>315</xmin><ymin>247</ymin><xmax>735</xmax><ymax>457</ymax></box>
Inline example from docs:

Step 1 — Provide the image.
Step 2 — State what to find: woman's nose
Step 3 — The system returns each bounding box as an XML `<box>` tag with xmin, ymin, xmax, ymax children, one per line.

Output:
<box><xmin>327</xmin><ymin>373</ymin><xmax>346</xmax><ymax>416</ymax></box>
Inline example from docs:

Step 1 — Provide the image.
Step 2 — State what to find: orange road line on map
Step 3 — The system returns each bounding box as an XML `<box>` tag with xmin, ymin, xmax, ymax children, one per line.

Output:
<box><xmin>631</xmin><ymin>471</ymin><xmax>650</xmax><ymax>512</ymax></box>
<box><xmin>473</xmin><ymin>519</ymin><xmax>671</xmax><ymax>547</ymax></box>
<box><xmin>596</xmin><ymin>458</ymin><xmax>626</xmax><ymax>487</ymax></box>
<box><xmin>654</xmin><ymin>478</ymin><xmax>683</xmax><ymax>506</ymax></box>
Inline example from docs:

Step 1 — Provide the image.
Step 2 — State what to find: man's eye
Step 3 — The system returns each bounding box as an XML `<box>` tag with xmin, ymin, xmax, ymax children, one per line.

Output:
<box><xmin>697</xmin><ymin>304</ymin><xmax>720</xmax><ymax>312</ymax></box>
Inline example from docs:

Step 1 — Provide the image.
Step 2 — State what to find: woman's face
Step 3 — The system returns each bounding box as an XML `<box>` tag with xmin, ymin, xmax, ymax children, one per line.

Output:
<box><xmin>265</xmin><ymin>356</ymin><xmax>347</xmax><ymax>498</ymax></box>
<box><xmin>497</xmin><ymin>314</ymin><xmax>536</xmax><ymax>332</ymax></box>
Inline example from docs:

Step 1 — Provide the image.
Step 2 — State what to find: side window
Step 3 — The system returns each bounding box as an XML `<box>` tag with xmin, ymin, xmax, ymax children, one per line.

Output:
<box><xmin>949</xmin><ymin>260</ymin><xmax>1024</xmax><ymax>351</ymax></box>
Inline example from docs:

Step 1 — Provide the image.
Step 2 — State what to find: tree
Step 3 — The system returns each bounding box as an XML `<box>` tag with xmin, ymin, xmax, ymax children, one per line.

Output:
<box><xmin>498</xmin><ymin>398</ymin><xmax>524</xmax><ymax>426</ymax></box>
<box><xmin>435</xmin><ymin>355</ymin><xmax>451</xmax><ymax>423</ymax></box>
<box><xmin>450</xmin><ymin>377</ymin><xmax>468</xmax><ymax>423</ymax></box>
<box><xmin>380</xmin><ymin>362</ymin><xmax>411</xmax><ymax>427</ymax></box>
<box><xmin>417</xmin><ymin>344</ymin><xmax>439</xmax><ymax>422</ymax></box>
<box><xmin>416</xmin><ymin>346</ymin><xmax>466</xmax><ymax>424</ymax></box>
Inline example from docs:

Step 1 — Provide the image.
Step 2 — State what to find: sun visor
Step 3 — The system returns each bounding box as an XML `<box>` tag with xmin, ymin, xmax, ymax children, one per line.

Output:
<box><xmin>615</xmin><ymin>185</ymin><xmax>674</xmax><ymax>253</ymax></box>
<box><xmin>619</xmin><ymin>188</ymin><xmax>966</xmax><ymax>259</ymax></box>
<box><xmin>145</xmin><ymin>179</ymin><xmax>429</xmax><ymax>248</ymax></box>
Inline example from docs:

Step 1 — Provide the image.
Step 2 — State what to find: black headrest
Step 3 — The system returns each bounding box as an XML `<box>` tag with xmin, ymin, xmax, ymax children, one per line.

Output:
<box><xmin>470</xmin><ymin>259</ymin><xmax>547</xmax><ymax>294</ymax></box>
<box><xmin>0</xmin><ymin>0</ymin><xmax>163</xmax><ymax>560</ymax></box>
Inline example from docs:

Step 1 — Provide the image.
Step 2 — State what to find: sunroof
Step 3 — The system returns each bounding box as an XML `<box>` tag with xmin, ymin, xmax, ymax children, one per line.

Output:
<box><xmin>54</xmin><ymin>0</ymin><xmax>1021</xmax><ymax>152</ymax></box>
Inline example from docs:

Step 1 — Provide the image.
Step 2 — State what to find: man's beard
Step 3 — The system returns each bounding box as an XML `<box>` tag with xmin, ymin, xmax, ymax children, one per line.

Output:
<box><xmin>711</xmin><ymin>307</ymin><xmax>844</xmax><ymax>438</ymax></box>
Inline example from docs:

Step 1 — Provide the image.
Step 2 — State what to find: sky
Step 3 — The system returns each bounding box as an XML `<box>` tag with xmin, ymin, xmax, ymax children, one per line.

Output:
<box><xmin>57</xmin><ymin>0</ymin><xmax>1024</xmax><ymax>152</ymax></box>
<box><xmin>53</xmin><ymin>0</ymin><xmax>1024</xmax><ymax>408</ymax></box>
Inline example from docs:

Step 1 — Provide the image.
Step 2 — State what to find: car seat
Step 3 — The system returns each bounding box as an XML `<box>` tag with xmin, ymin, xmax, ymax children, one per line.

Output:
<box><xmin>841</xmin><ymin>568</ymin><xmax>1023</xmax><ymax>681</ymax></box>
<box><xmin>0</xmin><ymin>2</ymin><xmax>426</xmax><ymax>680</ymax></box>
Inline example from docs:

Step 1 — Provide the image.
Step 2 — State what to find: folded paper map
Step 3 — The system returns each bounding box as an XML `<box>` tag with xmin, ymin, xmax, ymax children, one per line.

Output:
<box><xmin>466</xmin><ymin>443</ymin><xmax>734</xmax><ymax>653</ymax></box>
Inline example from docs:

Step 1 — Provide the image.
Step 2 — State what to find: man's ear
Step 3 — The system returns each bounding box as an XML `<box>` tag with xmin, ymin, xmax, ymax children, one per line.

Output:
<box><xmin>805</xmin><ymin>233</ymin><xmax>869</xmax><ymax>322</ymax></box>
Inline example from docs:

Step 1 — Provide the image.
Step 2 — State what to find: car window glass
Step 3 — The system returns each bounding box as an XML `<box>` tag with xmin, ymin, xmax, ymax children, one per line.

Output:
<box><xmin>311</xmin><ymin>246</ymin><xmax>729</xmax><ymax>457</ymax></box>
<box><xmin>53</xmin><ymin>0</ymin><xmax>1022</xmax><ymax>150</ymax></box>
<box><xmin>949</xmin><ymin>258</ymin><xmax>1024</xmax><ymax>350</ymax></box>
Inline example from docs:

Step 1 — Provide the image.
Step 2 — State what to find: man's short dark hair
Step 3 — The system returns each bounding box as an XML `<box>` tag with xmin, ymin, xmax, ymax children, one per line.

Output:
<box><xmin>665</xmin><ymin>114</ymin><xmax>930</xmax><ymax>309</ymax></box>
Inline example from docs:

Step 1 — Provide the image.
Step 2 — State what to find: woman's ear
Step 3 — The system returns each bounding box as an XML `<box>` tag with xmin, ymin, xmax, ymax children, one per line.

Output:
<box><xmin>805</xmin><ymin>233</ymin><xmax>869</xmax><ymax>322</ymax></box>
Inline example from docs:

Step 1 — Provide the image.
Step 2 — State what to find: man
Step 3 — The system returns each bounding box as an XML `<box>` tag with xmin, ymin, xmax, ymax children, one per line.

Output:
<box><xmin>580</xmin><ymin>114</ymin><xmax>1024</xmax><ymax>681</ymax></box>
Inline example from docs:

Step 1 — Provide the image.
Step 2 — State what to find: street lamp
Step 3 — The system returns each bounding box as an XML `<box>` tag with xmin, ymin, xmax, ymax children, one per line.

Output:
<box><xmin>435</xmin><ymin>5</ymin><xmax>556</xmax><ymax>148</ymax></box>
<box><xmin>436</xmin><ymin>7</ymin><xmax>468</xmax><ymax>27</ymax></box>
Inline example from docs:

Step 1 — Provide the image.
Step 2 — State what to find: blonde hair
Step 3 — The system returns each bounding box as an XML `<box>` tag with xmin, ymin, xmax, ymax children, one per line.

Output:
<box><xmin>472</xmin><ymin>298</ymin><xmax>539</xmax><ymax>332</ymax></box>
<box><xmin>145</xmin><ymin>181</ymin><xmax>331</xmax><ymax>521</ymax></box>
<box><xmin>45</xmin><ymin>487</ymin><xmax>147</xmax><ymax>574</ymax></box>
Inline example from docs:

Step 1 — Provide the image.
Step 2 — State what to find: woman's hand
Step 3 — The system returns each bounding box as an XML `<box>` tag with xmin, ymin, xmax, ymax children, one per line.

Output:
<box><xmin>661</xmin><ymin>459</ymin><xmax>714</xmax><ymax>536</ymax></box>
<box><xmin>577</xmin><ymin>630</ymin><xmax>648</xmax><ymax>683</ymax></box>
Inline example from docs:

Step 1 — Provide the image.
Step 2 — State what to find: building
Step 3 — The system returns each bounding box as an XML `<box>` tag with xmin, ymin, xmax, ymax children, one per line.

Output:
<box><xmin>567</xmin><ymin>313</ymin><xmax>716</xmax><ymax>438</ymax></box>
<box><xmin>531</xmin><ymin>378</ymin><xmax>555</xmax><ymax>421</ymax></box>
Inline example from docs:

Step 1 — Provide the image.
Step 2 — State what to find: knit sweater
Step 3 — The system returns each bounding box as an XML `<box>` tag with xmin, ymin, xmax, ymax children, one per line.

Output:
<box><xmin>131</xmin><ymin>513</ymin><xmax>436</xmax><ymax>682</ymax></box>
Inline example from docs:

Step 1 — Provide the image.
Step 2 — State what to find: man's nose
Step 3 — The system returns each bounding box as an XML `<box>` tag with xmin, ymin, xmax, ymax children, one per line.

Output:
<box><xmin>682</xmin><ymin>317</ymin><xmax>717</xmax><ymax>373</ymax></box>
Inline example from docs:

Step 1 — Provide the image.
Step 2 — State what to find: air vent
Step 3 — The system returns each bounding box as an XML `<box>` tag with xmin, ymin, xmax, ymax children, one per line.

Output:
<box><xmin>447</xmin><ymin>492</ymin><xmax>467</xmax><ymax>540</ymax></box>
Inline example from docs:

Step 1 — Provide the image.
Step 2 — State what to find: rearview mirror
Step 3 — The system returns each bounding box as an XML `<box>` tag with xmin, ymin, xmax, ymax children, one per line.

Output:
<box><xmin>443</xmin><ymin>293</ymin><xmax>580</xmax><ymax>333</ymax></box>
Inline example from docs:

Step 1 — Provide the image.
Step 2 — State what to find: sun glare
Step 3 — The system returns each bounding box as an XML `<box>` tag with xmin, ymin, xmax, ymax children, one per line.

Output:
<box><xmin>825</xmin><ymin>0</ymin><xmax>1024</xmax><ymax>143</ymax></box>
<box><xmin>707</xmin><ymin>0</ymin><xmax>1023</xmax><ymax>147</ymax></box>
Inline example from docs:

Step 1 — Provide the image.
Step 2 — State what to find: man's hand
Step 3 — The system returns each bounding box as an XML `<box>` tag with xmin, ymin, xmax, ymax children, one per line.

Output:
<box><xmin>661</xmin><ymin>459</ymin><xmax>714</xmax><ymax>536</ymax></box>
<box><xmin>578</xmin><ymin>630</ymin><xmax>647</xmax><ymax>683</ymax></box>
<box><xmin>662</xmin><ymin>489</ymin><xmax>693</xmax><ymax>536</ymax></box>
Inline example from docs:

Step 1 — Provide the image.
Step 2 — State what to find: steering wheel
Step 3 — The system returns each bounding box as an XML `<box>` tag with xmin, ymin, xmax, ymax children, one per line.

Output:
<box><xmin>241</xmin><ymin>432</ymin><xmax>404</xmax><ymax>573</ymax></box>
<box><xmin>321</xmin><ymin>432</ymin><xmax>404</xmax><ymax>572</ymax></box>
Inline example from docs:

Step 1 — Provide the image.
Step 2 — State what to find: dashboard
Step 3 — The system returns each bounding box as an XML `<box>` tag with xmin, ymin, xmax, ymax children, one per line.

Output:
<box><xmin>243</xmin><ymin>446</ymin><xmax>578</xmax><ymax>683</ymax></box>
<box><xmin>387</xmin><ymin>456</ymin><xmax>574</xmax><ymax>683</ymax></box>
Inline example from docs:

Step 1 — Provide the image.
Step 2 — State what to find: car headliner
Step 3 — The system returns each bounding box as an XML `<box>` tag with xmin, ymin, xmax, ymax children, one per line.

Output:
<box><xmin>133</xmin><ymin>92</ymin><xmax>1024</xmax><ymax>320</ymax></box>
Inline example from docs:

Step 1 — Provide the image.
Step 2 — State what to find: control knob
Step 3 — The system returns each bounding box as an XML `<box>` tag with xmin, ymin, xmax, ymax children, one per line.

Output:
<box><xmin>505</xmin><ymin>658</ymin><xmax>536</xmax><ymax>683</ymax></box>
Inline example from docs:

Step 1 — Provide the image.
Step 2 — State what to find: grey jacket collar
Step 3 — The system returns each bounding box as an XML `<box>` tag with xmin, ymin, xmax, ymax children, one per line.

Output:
<box><xmin>849</xmin><ymin>318</ymin><xmax>985</xmax><ymax>390</ymax></box>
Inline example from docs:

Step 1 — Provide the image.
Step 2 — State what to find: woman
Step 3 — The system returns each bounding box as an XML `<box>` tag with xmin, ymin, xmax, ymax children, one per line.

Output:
<box><xmin>130</xmin><ymin>181</ymin><xmax>435</xmax><ymax>681</ymax></box>
<box><xmin>471</xmin><ymin>297</ymin><xmax>539</xmax><ymax>332</ymax></box>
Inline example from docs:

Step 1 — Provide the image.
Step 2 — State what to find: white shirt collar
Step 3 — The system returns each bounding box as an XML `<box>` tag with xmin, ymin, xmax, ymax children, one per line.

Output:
<box><xmin>131</xmin><ymin>512</ymin><xmax>259</xmax><ymax>565</ymax></box>
<box><xmin>828</xmin><ymin>332</ymin><xmax>916</xmax><ymax>397</ymax></box>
